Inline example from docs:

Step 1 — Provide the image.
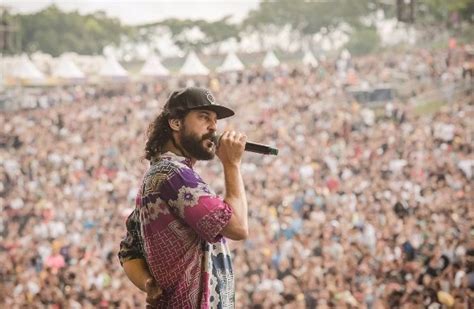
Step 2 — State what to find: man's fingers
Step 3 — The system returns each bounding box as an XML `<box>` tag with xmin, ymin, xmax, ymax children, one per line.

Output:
<box><xmin>147</xmin><ymin>290</ymin><xmax>162</xmax><ymax>298</ymax></box>
<box><xmin>239</xmin><ymin>134</ymin><xmax>247</xmax><ymax>142</ymax></box>
<box><xmin>146</xmin><ymin>290</ymin><xmax>162</xmax><ymax>307</ymax></box>
<box><xmin>146</xmin><ymin>296</ymin><xmax>160</xmax><ymax>304</ymax></box>
<box><xmin>145</xmin><ymin>278</ymin><xmax>163</xmax><ymax>306</ymax></box>
<box><xmin>146</xmin><ymin>286</ymin><xmax>163</xmax><ymax>298</ymax></box>
<box><xmin>236</xmin><ymin>133</ymin><xmax>246</xmax><ymax>143</ymax></box>
<box><xmin>145</xmin><ymin>278</ymin><xmax>155</xmax><ymax>289</ymax></box>
<box><xmin>223</xmin><ymin>130</ymin><xmax>236</xmax><ymax>140</ymax></box>
<box><xmin>222</xmin><ymin>130</ymin><xmax>246</xmax><ymax>142</ymax></box>
<box><xmin>223</xmin><ymin>130</ymin><xmax>231</xmax><ymax>137</ymax></box>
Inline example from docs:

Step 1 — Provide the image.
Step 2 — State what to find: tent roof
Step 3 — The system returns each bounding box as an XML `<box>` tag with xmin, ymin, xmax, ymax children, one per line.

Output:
<box><xmin>341</xmin><ymin>49</ymin><xmax>351</xmax><ymax>60</ymax></box>
<box><xmin>53</xmin><ymin>57</ymin><xmax>85</xmax><ymax>79</ymax></box>
<box><xmin>10</xmin><ymin>55</ymin><xmax>45</xmax><ymax>80</ymax></box>
<box><xmin>140</xmin><ymin>55</ymin><xmax>169</xmax><ymax>77</ymax></box>
<box><xmin>303</xmin><ymin>50</ymin><xmax>318</xmax><ymax>67</ymax></box>
<box><xmin>217</xmin><ymin>52</ymin><xmax>245</xmax><ymax>72</ymax></box>
<box><xmin>98</xmin><ymin>56</ymin><xmax>128</xmax><ymax>78</ymax></box>
<box><xmin>262</xmin><ymin>50</ymin><xmax>280</xmax><ymax>68</ymax></box>
<box><xmin>179</xmin><ymin>51</ymin><xmax>209</xmax><ymax>76</ymax></box>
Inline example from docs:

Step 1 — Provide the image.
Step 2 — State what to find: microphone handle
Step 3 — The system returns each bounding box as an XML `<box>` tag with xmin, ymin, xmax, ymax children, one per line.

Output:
<box><xmin>215</xmin><ymin>134</ymin><xmax>278</xmax><ymax>155</ymax></box>
<box><xmin>245</xmin><ymin>142</ymin><xmax>279</xmax><ymax>155</ymax></box>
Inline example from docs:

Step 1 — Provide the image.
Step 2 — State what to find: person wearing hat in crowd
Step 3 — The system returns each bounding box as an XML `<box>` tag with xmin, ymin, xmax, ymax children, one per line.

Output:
<box><xmin>118</xmin><ymin>87</ymin><xmax>249</xmax><ymax>308</ymax></box>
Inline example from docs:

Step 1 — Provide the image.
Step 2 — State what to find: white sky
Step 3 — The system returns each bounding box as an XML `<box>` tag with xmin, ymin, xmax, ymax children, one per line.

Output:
<box><xmin>3</xmin><ymin>0</ymin><xmax>261</xmax><ymax>25</ymax></box>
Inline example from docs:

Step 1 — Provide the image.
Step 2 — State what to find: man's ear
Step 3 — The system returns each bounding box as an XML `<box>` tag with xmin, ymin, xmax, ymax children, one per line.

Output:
<box><xmin>168</xmin><ymin>119</ymin><xmax>181</xmax><ymax>132</ymax></box>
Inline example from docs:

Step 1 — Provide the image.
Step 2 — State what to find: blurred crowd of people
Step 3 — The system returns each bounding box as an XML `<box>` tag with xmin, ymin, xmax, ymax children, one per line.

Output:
<box><xmin>1</xmin><ymin>46</ymin><xmax>472</xmax><ymax>308</ymax></box>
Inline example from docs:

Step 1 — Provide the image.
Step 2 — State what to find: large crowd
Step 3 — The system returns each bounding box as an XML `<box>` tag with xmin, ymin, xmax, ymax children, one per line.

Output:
<box><xmin>1</xmin><ymin>46</ymin><xmax>473</xmax><ymax>308</ymax></box>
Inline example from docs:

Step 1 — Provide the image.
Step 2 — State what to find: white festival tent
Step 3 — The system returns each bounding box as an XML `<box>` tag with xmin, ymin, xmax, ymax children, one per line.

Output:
<box><xmin>139</xmin><ymin>54</ymin><xmax>169</xmax><ymax>77</ymax></box>
<box><xmin>303</xmin><ymin>50</ymin><xmax>319</xmax><ymax>67</ymax></box>
<box><xmin>217</xmin><ymin>52</ymin><xmax>245</xmax><ymax>72</ymax></box>
<box><xmin>52</xmin><ymin>57</ymin><xmax>85</xmax><ymax>80</ymax></box>
<box><xmin>179</xmin><ymin>51</ymin><xmax>209</xmax><ymax>76</ymax></box>
<box><xmin>341</xmin><ymin>49</ymin><xmax>352</xmax><ymax>60</ymax></box>
<box><xmin>98</xmin><ymin>56</ymin><xmax>128</xmax><ymax>78</ymax></box>
<box><xmin>10</xmin><ymin>55</ymin><xmax>45</xmax><ymax>80</ymax></box>
<box><xmin>262</xmin><ymin>50</ymin><xmax>280</xmax><ymax>68</ymax></box>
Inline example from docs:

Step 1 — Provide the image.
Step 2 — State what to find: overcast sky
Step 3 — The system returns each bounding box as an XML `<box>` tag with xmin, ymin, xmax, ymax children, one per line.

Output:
<box><xmin>3</xmin><ymin>0</ymin><xmax>260</xmax><ymax>25</ymax></box>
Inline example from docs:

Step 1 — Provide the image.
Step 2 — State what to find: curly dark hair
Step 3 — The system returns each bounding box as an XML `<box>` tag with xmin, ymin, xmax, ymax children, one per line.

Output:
<box><xmin>144</xmin><ymin>110</ymin><xmax>187</xmax><ymax>160</ymax></box>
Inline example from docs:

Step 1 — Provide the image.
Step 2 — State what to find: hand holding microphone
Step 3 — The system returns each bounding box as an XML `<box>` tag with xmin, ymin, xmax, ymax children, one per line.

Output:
<box><xmin>215</xmin><ymin>131</ymin><xmax>247</xmax><ymax>166</ymax></box>
<box><xmin>214</xmin><ymin>131</ymin><xmax>279</xmax><ymax>157</ymax></box>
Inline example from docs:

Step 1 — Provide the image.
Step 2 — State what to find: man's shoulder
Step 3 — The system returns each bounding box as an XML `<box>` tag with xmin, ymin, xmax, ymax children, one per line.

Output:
<box><xmin>148</xmin><ymin>154</ymin><xmax>193</xmax><ymax>174</ymax></box>
<box><xmin>142</xmin><ymin>156</ymin><xmax>189</xmax><ymax>194</ymax></box>
<box><xmin>148</xmin><ymin>156</ymin><xmax>182</xmax><ymax>175</ymax></box>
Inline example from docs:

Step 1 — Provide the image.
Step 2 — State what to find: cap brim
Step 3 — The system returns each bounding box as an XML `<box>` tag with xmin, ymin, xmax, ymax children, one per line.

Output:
<box><xmin>190</xmin><ymin>104</ymin><xmax>235</xmax><ymax>119</ymax></box>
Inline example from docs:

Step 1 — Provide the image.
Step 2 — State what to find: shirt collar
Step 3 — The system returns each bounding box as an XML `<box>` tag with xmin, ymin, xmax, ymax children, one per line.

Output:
<box><xmin>154</xmin><ymin>151</ymin><xmax>193</xmax><ymax>168</ymax></box>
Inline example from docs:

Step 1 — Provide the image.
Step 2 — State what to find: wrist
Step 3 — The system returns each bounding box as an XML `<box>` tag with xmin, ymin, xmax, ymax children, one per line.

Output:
<box><xmin>222</xmin><ymin>161</ymin><xmax>241</xmax><ymax>169</ymax></box>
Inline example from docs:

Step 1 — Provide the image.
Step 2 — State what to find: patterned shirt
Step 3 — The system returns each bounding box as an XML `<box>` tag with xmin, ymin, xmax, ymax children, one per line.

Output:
<box><xmin>118</xmin><ymin>152</ymin><xmax>235</xmax><ymax>308</ymax></box>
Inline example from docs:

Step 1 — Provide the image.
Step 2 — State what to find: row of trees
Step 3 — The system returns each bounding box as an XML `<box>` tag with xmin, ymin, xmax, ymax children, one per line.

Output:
<box><xmin>2</xmin><ymin>5</ymin><xmax>132</xmax><ymax>56</ymax></box>
<box><xmin>1</xmin><ymin>0</ymin><xmax>473</xmax><ymax>57</ymax></box>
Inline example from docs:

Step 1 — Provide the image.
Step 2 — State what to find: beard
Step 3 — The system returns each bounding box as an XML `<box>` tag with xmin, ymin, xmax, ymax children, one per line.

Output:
<box><xmin>179</xmin><ymin>125</ymin><xmax>215</xmax><ymax>160</ymax></box>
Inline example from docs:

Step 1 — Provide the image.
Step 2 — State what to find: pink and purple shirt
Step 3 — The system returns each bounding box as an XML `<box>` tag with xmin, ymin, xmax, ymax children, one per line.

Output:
<box><xmin>119</xmin><ymin>152</ymin><xmax>235</xmax><ymax>308</ymax></box>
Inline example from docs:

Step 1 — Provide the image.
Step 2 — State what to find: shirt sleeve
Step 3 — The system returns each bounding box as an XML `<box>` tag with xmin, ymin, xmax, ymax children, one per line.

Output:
<box><xmin>118</xmin><ymin>208</ymin><xmax>145</xmax><ymax>266</ymax></box>
<box><xmin>158</xmin><ymin>166</ymin><xmax>232</xmax><ymax>243</ymax></box>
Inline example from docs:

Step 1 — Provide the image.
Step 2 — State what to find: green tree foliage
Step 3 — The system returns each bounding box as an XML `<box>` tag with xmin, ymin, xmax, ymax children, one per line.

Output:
<box><xmin>459</xmin><ymin>1</ymin><xmax>474</xmax><ymax>22</ymax></box>
<box><xmin>420</xmin><ymin>0</ymin><xmax>473</xmax><ymax>21</ymax></box>
<box><xmin>4</xmin><ymin>1</ymin><xmax>472</xmax><ymax>56</ymax></box>
<box><xmin>344</xmin><ymin>26</ymin><xmax>380</xmax><ymax>56</ymax></box>
<box><xmin>243</xmin><ymin>0</ymin><xmax>374</xmax><ymax>34</ymax></box>
<box><xmin>1</xmin><ymin>9</ymin><xmax>21</xmax><ymax>54</ymax></box>
<box><xmin>136</xmin><ymin>17</ymin><xmax>239</xmax><ymax>52</ymax></box>
<box><xmin>13</xmin><ymin>5</ymin><xmax>131</xmax><ymax>56</ymax></box>
<box><xmin>197</xmin><ymin>17</ymin><xmax>239</xmax><ymax>45</ymax></box>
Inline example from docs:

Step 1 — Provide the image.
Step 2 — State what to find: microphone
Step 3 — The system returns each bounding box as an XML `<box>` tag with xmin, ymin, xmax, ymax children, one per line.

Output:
<box><xmin>215</xmin><ymin>134</ymin><xmax>278</xmax><ymax>155</ymax></box>
<box><xmin>244</xmin><ymin>141</ymin><xmax>279</xmax><ymax>155</ymax></box>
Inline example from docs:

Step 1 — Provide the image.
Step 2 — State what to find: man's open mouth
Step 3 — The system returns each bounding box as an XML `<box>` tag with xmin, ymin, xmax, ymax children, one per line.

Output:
<box><xmin>204</xmin><ymin>138</ymin><xmax>215</xmax><ymax>149</ymax></box>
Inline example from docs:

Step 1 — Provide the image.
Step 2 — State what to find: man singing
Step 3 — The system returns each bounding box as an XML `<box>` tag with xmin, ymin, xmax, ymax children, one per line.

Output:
<box><xmin>118</xmin><ymin>87</ymin><xmax>249</xmax><ymax>308</ymax></box>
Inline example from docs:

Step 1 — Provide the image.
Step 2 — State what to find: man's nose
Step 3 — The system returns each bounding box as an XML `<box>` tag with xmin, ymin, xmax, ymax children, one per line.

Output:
<box><xmin>208</xmin><ymin>120</ymin><xmax>217</xmax><ymax>131</ymax></box>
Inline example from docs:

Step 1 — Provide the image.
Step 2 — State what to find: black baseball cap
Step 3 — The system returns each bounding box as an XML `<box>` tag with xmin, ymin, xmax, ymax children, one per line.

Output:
<box><xmin>164</xmin><ymin>87</ymin><xmax>235</xmax><ymax>119</ymax></box>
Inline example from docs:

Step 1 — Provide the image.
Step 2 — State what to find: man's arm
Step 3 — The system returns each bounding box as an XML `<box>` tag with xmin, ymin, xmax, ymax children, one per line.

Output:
<box><xmin>217</xmin><ymin>130</ymin><xmax>249</xmax><ymax>240</ymax></box>
<box><xmin>119</xmin><ymin>208</ymin><xmax>162</xmax><ymax>302</ymax></box>
<box><xmin>123</xmin><ymin>259</ymin><xmax>162</xmax><ymax>306</ymax></box>
<box><xmin>122</xmin><ymin>259</ymin><xmax>153</xmax><ymax>292</ymax></box>
<box><xmin>118</xmin><ymin>209</ymin><xmax>151</xmax><ymax>292</ymax></box>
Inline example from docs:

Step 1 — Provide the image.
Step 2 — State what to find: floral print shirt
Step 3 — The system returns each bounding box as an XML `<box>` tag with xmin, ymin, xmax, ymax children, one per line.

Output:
<box><xmin>118</xmin><ymin>152</ymin><xmax>235</xmax><ymax>308</ymax></box>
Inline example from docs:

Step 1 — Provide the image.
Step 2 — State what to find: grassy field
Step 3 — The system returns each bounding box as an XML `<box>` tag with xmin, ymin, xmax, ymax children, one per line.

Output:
<box><xmin>414</xmin><ymin>100</ymin><xmax>446</xmax><ymax>115</ymax></box>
